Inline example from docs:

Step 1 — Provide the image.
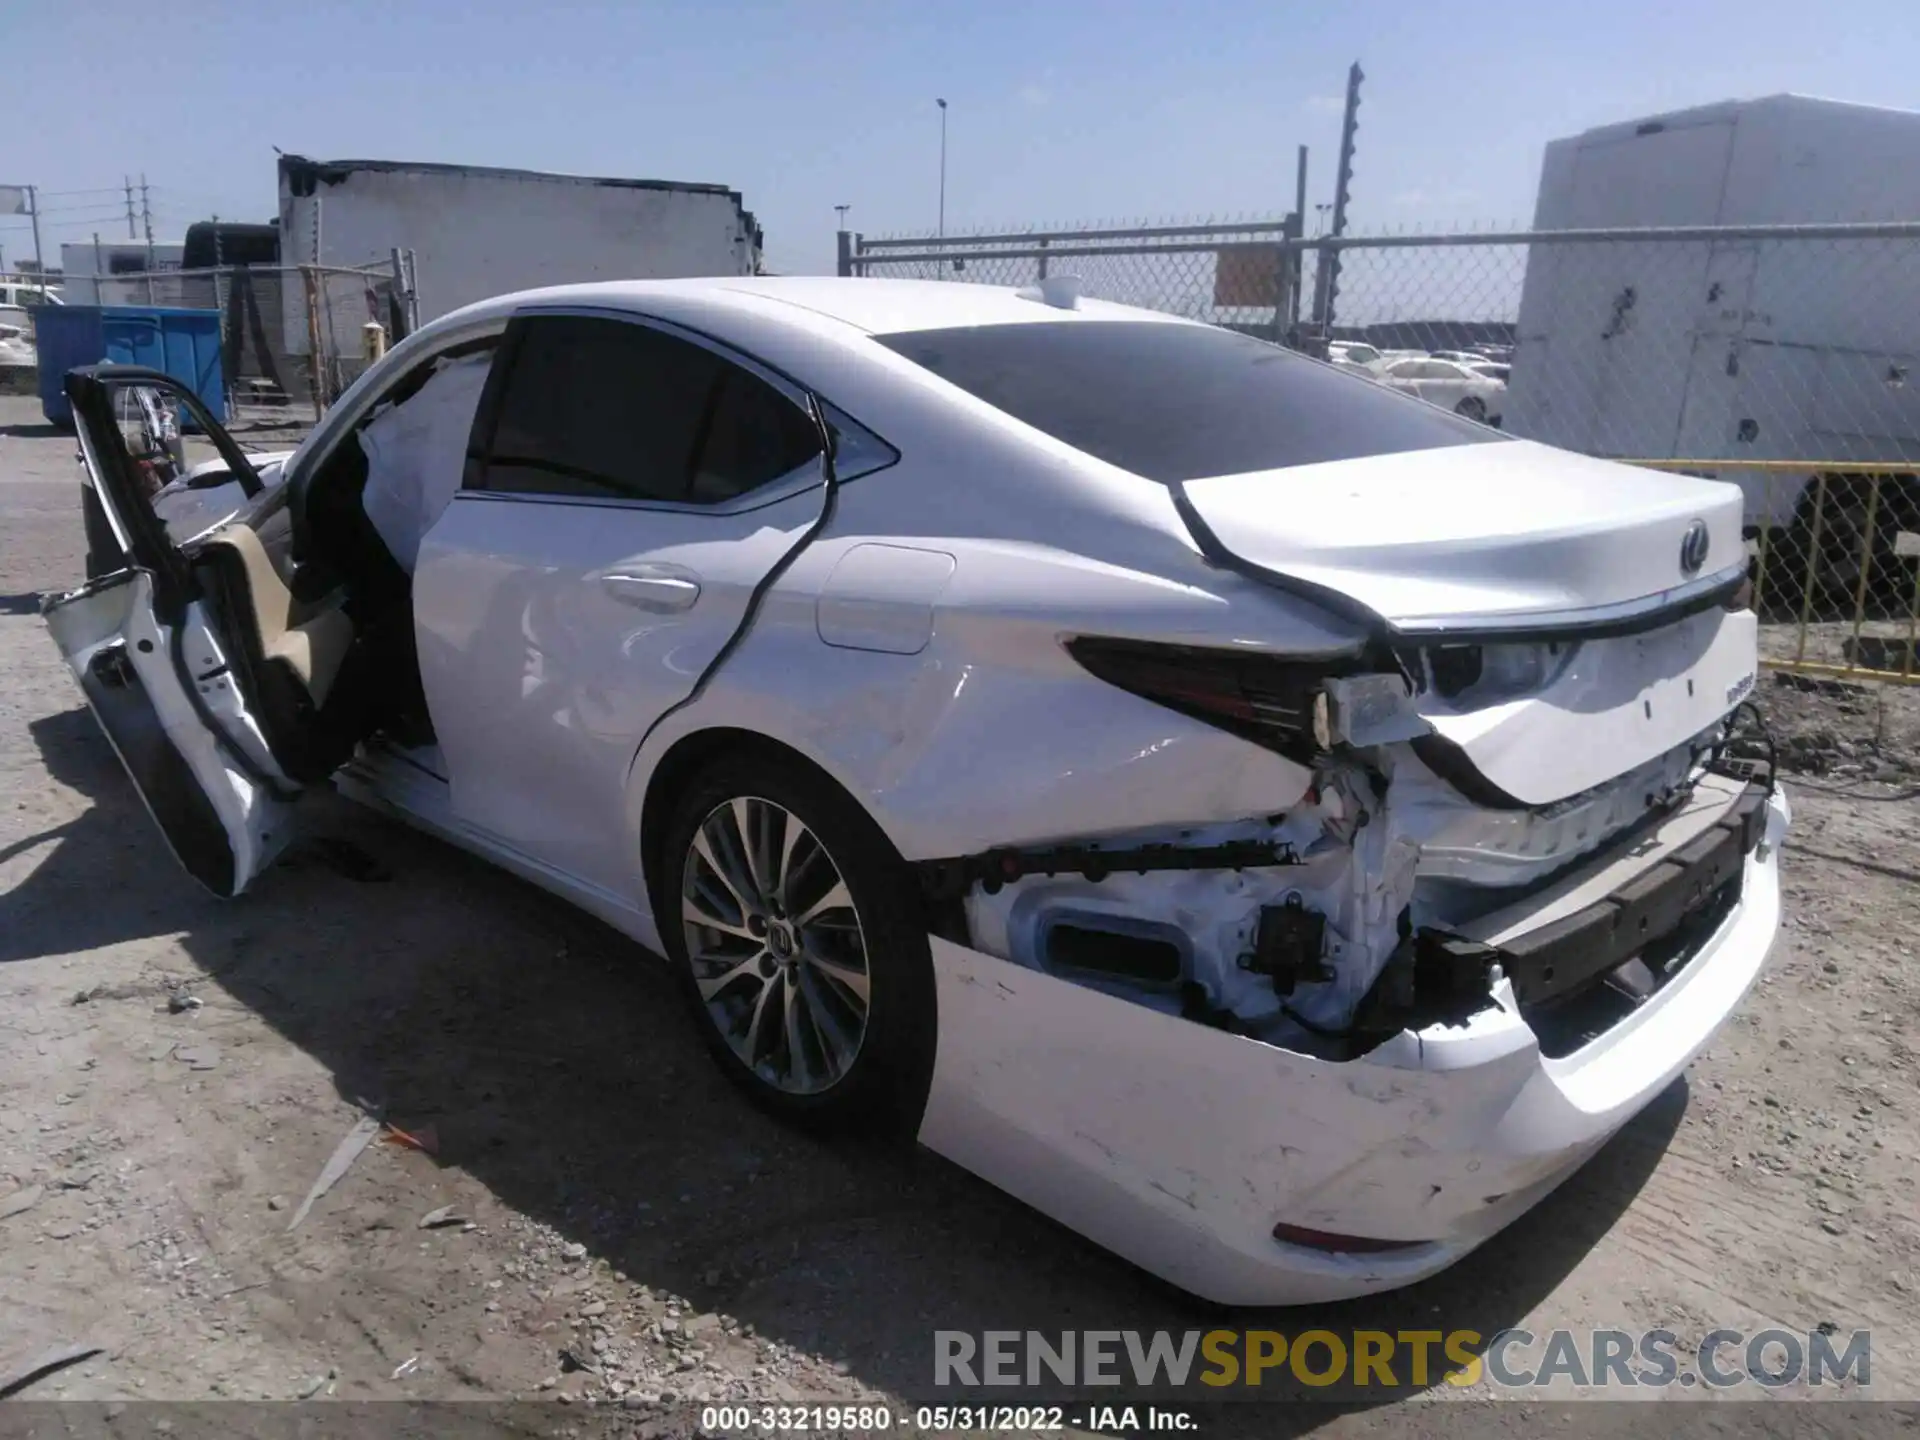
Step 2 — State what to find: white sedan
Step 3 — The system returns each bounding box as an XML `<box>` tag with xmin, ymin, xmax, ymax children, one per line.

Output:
<box><xmin>1377</xmin><ymin>354</ymin><xmax>1507</xmax><ymax>423</ymax></box>
<box><xmin>46</xmin><ymin>277</ymin><xmax>1786</xmax><ymax>1306</ymax></box>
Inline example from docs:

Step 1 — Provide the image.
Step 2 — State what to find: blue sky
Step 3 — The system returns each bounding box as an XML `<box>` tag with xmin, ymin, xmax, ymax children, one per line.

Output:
<box><xmin>3</xmin><ymin>0</ymin><xmax>1914</xmax><ymax>276</ymax></box>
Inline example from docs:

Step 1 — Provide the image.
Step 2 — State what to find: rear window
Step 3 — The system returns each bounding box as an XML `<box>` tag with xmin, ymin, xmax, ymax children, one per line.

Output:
<box><xmin>875</xmin><ymin>321</ymin><xmax>1500</xmax><ymax>482</ymax></box>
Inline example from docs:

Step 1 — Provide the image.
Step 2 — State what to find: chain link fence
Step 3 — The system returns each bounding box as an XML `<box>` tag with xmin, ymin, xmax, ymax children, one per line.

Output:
<box><xmin>844</xmin><ymin>219</ymin><xmax>1307</xmax><ymax>337</ymax></box>
<box><xmin>92</xmin><ymin>261</ymin><xmax>412</xmax><ymax>432</ymax></box>
<box><xmin>846</xmin><ymin>220</ymin><xmax>1920</xmax><ymax>687</ymax></box>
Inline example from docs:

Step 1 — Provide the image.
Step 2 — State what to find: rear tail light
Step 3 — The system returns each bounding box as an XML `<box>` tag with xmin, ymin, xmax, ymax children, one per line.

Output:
<box><xmin>1065</xmin><ymin>637</ymin><xmax>1428</xmax><ymax>756</ymax></box>
<box><xmin>1271</xmin><ymin>1222</ymin><xmax>1429</xmax><ymax>1254</ymax></box>
<box><xmin>1066</xmin><ymin>637</ymin><xmax>1328</xmax><ymax>756</ymax></box>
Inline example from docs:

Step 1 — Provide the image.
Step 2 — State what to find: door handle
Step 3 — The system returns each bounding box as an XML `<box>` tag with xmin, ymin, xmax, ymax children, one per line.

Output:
<box><xmin>600</xmin><ymin>569</ymin><xmax>701</xmax><ymax>612</ymax></box>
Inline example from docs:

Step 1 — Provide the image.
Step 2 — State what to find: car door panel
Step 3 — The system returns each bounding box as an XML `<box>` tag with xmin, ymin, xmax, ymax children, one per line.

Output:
<box><xmin>42</xmin><ymin>368</ymin><xmax>297</xmax><ymax>897</ymax></box>
<box><xmin>410</xmin><ymin>311</ymin><xmax>829</xmax><ymax>902</ymax></box>
<box><xmin>413</xmin><ymin>489</ymin><xmax>822</xmax><ymax>900</ymax></box>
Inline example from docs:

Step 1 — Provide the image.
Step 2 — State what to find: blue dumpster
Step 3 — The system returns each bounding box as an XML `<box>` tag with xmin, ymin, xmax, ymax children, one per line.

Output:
<box><xmin>35</xmin><ymin>305</ymin><xmax>226</xmax><ymax>428</ymax></box>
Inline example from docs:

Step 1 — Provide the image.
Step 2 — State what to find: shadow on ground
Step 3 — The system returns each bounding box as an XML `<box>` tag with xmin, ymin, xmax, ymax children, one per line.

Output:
<box><xmin>3</xmin><ymin>701</ymin><xmax>1687</xmax><ymax>1432</ymax></box>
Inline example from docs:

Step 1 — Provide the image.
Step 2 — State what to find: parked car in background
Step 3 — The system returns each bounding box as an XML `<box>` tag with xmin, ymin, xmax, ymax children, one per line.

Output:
<box><xmin>1468</xmin><ymin>361</ymin><xmax>1511</xmax><ymax>383</ymax></box>
<box><xmin>1328</xmin><ymin>340</ymin><xmax>1384</xmax><ymax>369</ymax></box>
<box><xmin>0</xmin><ymin>322</ymin><xmax>34</xmax><ymax>368</ymax></box>
<box><xmin>1429</xmin><ymin>349</ymin><xmax>1493</xmax><ymax>366</ymax></box>
<box><xmin>47</xmin><ymin>277</ymin><xmax>1782</xmax><ymax>1308</ymax></box>
<box><xmin>0</xmin><ymin>279</ymin><xmax>62</xmax><ymax>310</ymax></box>
<box><xmin>1378</xmin><ymin>355</ymin><xmax>1507</xmax><ymax>423</ymax></box>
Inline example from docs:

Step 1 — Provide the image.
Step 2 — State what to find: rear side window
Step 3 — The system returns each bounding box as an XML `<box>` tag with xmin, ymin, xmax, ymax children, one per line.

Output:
<box><xmin>875</xmin><ymin>321</ymin><xmax>1498</xmax><ymax>483</ymax></box>
<box><xmin>478</xmin><ymin>315</ymin><xmax>820</xmax><ymax>504</ymax></box>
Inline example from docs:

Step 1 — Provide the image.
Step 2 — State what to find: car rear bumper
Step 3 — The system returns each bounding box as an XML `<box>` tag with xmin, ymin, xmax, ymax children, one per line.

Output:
<box><xmin>915</xmin><ymin>785</ymin><xmax>1789</xmax><ymax>1306</ymax></box>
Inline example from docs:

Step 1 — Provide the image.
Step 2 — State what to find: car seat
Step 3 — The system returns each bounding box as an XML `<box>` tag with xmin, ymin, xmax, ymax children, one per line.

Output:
<box><xmin>192</xmin><ymin>521</ymin><xmax>357</xmax><ymax>783</ymax></box>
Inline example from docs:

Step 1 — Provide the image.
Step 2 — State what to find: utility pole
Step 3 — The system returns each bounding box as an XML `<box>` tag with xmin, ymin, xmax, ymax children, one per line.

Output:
<box><xmin>140</xmin><ymin>174</ymin><xmax>154</xmax><ymax>265</ymax></box>
<box><xmin>124</xmin><ymin>176</ymin><xmax>137</xmax><ymax>240</ymax></box>
<box><xmin>28</xmin><ymin>186</ymin><xmax>42</xmax><ymax>292</ymax></box>
<box><xmin>936</xmin><ymin>98</ymin><xmax>948</xmax><ymax>238</ymax></box>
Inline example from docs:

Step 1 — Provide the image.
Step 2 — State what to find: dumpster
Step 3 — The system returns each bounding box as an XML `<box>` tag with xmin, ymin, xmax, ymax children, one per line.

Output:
<box><xmin>34</xmin><ymin>305</ymin><xmax>225</xmax><ymax>428</ymax></box>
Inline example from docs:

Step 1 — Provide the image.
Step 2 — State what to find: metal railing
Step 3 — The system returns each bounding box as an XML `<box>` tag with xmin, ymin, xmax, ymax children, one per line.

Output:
<box><xmin>847</xmin><ymin>218</ymin><xmax>1920</xmax><ymax>687</ymax></box>
<box><xmin>843</xmin><ymin>217</ymin><xmax>1307</xmax><ymax>337</ymax></box>
<box><xmin>90</xmin><ymin>259</ymin><xmax>414</xmax><ymax>429</ymax></box>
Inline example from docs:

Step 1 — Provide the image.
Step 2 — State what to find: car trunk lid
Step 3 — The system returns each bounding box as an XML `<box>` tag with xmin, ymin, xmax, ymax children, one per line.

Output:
<box><xmin>1178</xmin><ymin>439</ymin><xmax>1745</xmax><ymax>634</ymax></box>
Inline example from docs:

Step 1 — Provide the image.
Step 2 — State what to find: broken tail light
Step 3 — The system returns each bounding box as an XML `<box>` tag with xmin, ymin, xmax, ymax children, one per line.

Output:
<box><xmin>1064</xmin><ymin>637</ymin><xmax>1428</xmax><ymax>757</ymax></box>
<box><xmin>1270</xmin><ymin>1222</ymin><xmax>1429</xmax><ymax>1254</ymax></box>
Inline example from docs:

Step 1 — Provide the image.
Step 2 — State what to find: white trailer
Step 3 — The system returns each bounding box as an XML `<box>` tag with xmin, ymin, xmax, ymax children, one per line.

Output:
<box><xmin>277</xmin><ymin>155</ymin><xmax>762</xmax><ymax>338</ymax></box>
<box><xmin>59</xmin><ymin>240</ymin><xmax>187</xmax><ymax>305</ymax></box>
<box><xmin>1503</xmin><ymin>95</ymin><xmax>1920</xmax><ymax>549</ymax></box>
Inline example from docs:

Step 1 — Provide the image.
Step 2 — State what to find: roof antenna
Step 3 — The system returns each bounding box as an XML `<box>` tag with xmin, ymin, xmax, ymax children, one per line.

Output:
<box><xmin>1016</xmin><ymin>274</ymin><xmax>1082</xmax><ymax>310</ymax></box>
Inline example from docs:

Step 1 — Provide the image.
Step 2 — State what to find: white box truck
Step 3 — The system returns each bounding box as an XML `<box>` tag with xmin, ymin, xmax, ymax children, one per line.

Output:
<box><xmin>1503</xmin><ymin>95</ymin><xmax>1920</xmax><ymax>579</ymax></box>
<box><xmin>277</xmin><ymin>155</ymin><xmax>762</xmax><ymax>343</ymax></box>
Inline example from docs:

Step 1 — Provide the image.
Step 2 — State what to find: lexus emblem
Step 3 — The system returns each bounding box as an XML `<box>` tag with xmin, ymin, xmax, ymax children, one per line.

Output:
<box><xmin>1679</xmin><ymin>519</ymin><xmax>1711</xmax><ymax>576</ymax></box>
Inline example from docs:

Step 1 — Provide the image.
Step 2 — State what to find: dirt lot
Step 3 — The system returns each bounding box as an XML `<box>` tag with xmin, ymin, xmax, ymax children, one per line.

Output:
<box><xmin>3</xmin><ymin>393</ymin><xmax>1918</xmax><ymax>1434</ymax></box>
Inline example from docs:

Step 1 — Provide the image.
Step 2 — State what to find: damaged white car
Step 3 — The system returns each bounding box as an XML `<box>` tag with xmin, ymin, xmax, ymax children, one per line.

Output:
<box><xmin>44</xmin><ymin>278</ymin><xmax>1788</xmax><ymax>1306</ymax></box>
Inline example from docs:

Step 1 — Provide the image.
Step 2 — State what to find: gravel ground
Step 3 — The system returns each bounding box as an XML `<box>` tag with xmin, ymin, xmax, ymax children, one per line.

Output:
<box><xmin>3</xmin><ymin>394</ymin><xmax>1918</xmax><ymax>1436</ymax></box>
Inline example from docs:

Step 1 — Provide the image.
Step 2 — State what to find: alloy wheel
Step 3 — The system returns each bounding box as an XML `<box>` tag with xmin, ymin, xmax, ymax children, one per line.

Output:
<box><xmin>679</xmin><ymin>795</ymin><xmax>872</xmax><ymax>1096</ymax></box>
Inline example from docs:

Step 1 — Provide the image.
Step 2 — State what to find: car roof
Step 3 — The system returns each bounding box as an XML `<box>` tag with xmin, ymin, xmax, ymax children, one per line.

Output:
<box><xmin>431</xmin><ymin>275</ymin><xmax>1200</xmax><ymax>341</ymax></box>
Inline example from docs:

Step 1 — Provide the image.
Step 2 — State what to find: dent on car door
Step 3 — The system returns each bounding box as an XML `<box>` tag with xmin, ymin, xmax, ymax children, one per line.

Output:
<box><xmin>42</xmin><ymin>367</ymin><xmax>299</xmax><ymax>898</ymax></box>
<box><xmin>410</xmin><ymin>311</ymin><xmax>840</xmax><ymax>902</ymax></box>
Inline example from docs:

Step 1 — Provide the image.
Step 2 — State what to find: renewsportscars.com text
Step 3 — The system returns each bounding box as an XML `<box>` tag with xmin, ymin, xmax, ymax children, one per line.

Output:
<box><xmin>934</xmin><ymin>1327</ymin><xmax>1871</xmax><ymax>1392</ymax></box>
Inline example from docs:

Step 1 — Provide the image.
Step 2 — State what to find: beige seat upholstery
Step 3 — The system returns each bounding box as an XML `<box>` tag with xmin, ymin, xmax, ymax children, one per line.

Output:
<box><xmin>198</xmin><ymin>522</ymin><xmax>354</xmax><ymax>707</ymax></box>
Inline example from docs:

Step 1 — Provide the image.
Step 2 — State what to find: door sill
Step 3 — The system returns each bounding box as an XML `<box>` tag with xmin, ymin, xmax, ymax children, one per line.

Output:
<box><xmin>335</xmin><ymin>745</ymin><xmax>660</xmax><ymax>953</ymax></box>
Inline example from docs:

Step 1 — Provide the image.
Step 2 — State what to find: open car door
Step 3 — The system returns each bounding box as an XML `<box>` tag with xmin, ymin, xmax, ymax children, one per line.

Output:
<box><xmin>41</xmin><ymin>365</ymin><xmax>303</xmax><ymax>897</ymax></box>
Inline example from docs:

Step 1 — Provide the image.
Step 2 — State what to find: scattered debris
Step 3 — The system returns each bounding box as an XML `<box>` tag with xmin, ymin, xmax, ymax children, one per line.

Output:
<box><xmin>297</xmin><ymin>1368</ymin><xmax>337</xmax><ymax>1399</ymax></box>
<box><xmin>560</xmin><ymin>1241</ymin><xmax>587</xmax><ymax>1261</ymax></box>
<box><xmin>267</xmin><ymin>1195</ymin><xmax>285</xmax><ymax>1212</ymax></box>
<box><xmin>417</xmin><ymin>1204</ymin><xmax>467</xmax><ymax>1230</ymax></box>
<box><xmin>167</xmin><ymin>991</ymin><xmax>203</xmax><ymax>1014</ymax></box>
<box><xmin>288</xmin><ymin>1113</ymin><xmax>384</xmax><ymax>1231</ymax></box>
<box><xmin>1816</xmin><ymin>1320</ymin><xmax>1840</xmax><ymax>1336</ymax></box>
<box><xmin>558</xmin><ymin>1347</ymin><xmax>598</xmax><ymax>1375</ymax></box>
<box><xmin>147</xmin><ymin>1040</ymin><xmax>176</xmax><ymax>1062</ymax></box>
<box><xmin>380</xmin><ymin>1122</ymin><xmax>438</xmax><ymax>1156</ymax></box>
<box><xmin>391</xmin><ymin>1356</ymin><xmax>419</xmax><ymax>1380</ymax></box>
<box><xmin>0</xmin><ymin>1343</ymin><xmax>106</xmax><ymax>1399</ymax></box>
<box><xmin>174</xmin><ymin>1045</ymin><xmax>221</xmax><ymax>1071</ymax></box>
<box><xmin>0</xmin><ymin>1185</ymin><xmax>45</xmax><ymax>1222</ymax></box>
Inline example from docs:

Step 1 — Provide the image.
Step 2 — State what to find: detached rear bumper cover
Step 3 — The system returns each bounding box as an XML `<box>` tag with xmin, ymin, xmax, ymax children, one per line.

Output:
<box><xmin>914</xmin><ymin>785</ymin><xmax>1788</xmax><ymax>1307</ymax></box>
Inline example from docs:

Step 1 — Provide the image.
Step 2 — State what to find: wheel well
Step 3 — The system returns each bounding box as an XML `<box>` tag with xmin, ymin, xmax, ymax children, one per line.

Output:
<box><xmin>638</xmin><ymin>728</ymin><xmax>860</xmax><ymax>921</ymax></box>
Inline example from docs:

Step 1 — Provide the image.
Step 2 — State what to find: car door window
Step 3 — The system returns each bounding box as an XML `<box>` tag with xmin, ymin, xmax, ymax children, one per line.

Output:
<box><xmin>689</xmin><ymin>361</ymin><xmax>824</xmax><ymax>504</ymax></box>
<box><xmin>477</xmin><ymin>315</ymin><xmax>820</xmax><ymax>506</ymax></box>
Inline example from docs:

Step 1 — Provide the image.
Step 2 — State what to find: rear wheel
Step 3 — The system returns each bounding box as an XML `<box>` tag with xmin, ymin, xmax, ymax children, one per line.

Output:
<box><xmin>660</xmin><ymin>753</ymin><xmax>936</xmax><ymax>1136</ymax></box>
<box><xmin>1453</xmin><ymin>396</ymin><xmax>1487</xmax><ymax>422</ymax></box>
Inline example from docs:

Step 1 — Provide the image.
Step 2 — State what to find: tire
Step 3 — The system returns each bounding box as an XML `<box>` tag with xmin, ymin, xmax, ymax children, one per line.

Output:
<box><xmin>1774</xmin><ymin>474</ymin><xmax>1920</xmax><ymax>618</ymax></box>
<box><xmin>660</xmin><ymin>751</ymin><xmax>937</xmax><ymax>1137</ymax></box>
<box><xmin>1453</xmin><ymin>396</ymin><xmax>1487</xmax><ymax>422</ymax></box>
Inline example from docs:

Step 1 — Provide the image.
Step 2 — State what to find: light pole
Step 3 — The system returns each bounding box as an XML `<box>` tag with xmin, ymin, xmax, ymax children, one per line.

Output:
<box><xmin>835</xmin><ymin>204</ymin><xmax>851</xmax><ymax>230</ymax></box>
<box><xmin>936</xmin><ymin>98</ymin><xmax>948</xmax><ymax>238</ymax></box>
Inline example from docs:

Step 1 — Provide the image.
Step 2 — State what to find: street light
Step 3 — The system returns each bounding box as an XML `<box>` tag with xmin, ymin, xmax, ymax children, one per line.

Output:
<box><xmin>936</xmin><ymin>98</ymin><xmax>948</xmax><ymax>238</ymax></box>
<box><xmin>835</xmin><ymin>204</ymin><xmax>851</xmax><ymax>230</ymax></box>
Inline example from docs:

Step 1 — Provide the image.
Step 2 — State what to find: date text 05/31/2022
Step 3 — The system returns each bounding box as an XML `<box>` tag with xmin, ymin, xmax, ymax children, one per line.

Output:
<box><xmin>699</xmin><ymin>1405</ymin><xmax>1194</xmax><ymax>1433</ymax></box>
